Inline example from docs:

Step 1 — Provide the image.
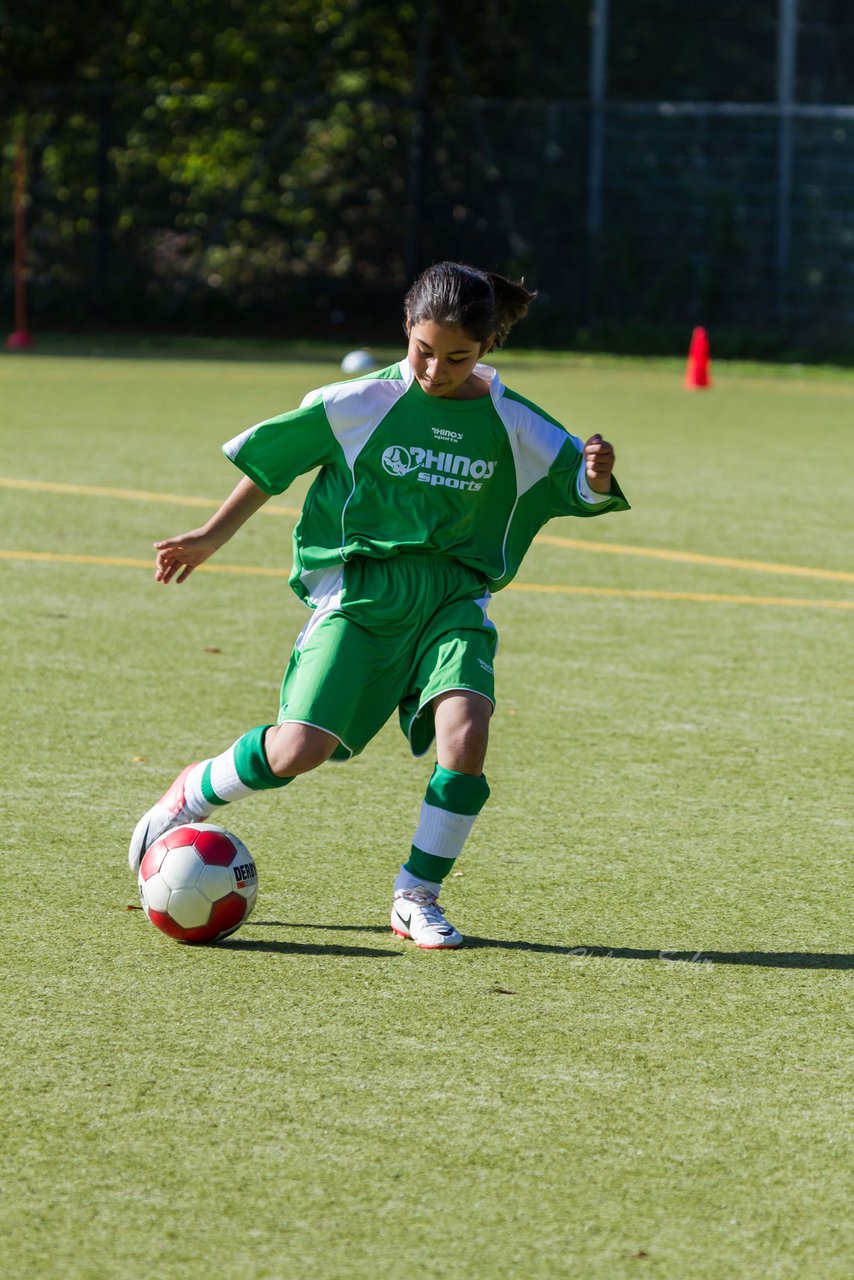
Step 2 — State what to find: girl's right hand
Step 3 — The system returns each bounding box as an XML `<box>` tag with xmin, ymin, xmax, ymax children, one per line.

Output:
<box><xmin>154</xmin><ymin>530</ymin><xmax>219</xmax><ymax>584</ymax></box>
<box><xmin>153</xmin><ymin>476</ymin><xmax>272</xmax><ymax>584</ymax></box>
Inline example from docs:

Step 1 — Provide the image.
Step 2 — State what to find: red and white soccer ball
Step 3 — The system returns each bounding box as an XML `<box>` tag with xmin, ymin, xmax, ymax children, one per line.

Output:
<box><xmin>138</xmin><ymin>823</ymin><xmax>258</xmax><ymax>944</ymax></box>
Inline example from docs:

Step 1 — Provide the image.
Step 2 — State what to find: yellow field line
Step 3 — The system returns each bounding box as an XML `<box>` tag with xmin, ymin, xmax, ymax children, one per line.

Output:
<box><xmin>535</xmin><ymin>533</ymin><xmax>854</xmax><ymax>584</ymax></box>
<box><xmin>2</xmin><ymin>475</ymin><xmax>850</xmax><ymax>584</ymax></box>
<box><xmin>0</xmin><ymin>550</ymin><xmax>290</xmax><ymax>578</ymax></box>
<box><xmin>1</xmin><ymin>549</ymin><xmax>851</xmax><ymax>610</ymax></box>
<box><xmin>0</xmin><ymin>477</ymin><xmax>301</xmax><ymax>519</ymax></box>
<box><xmin>506</xmin><ymin>581</ymin><xmax>853</xmax><ymax>610</ymax></box>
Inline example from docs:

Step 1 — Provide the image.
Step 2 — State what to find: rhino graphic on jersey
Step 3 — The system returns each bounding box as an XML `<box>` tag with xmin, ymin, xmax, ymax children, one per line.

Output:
<box><xmin>381</xmin><ymin>445</ymin><xmax>416</xmax><ymax>476</ymax></box>
<box><xmin>381</xmin><ymin>444</ymin><xmax>497</xmax><ymax>491</ymax></box>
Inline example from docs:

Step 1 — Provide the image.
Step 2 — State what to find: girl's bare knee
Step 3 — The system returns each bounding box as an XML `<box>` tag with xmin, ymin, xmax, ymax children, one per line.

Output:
<box><xmin>264</xmin><ymin>723</ymin><xmax>338</xmax><ymax>776</ymax></box>
<box><xmin>433</xmin><ymin>692</ymin><xmax>492</xmax><ymax>775</ymax></box>
<box><xmin>440</xmin><ymin>726</ymin><xmax>489</xmax><ymax>774</ymax></box>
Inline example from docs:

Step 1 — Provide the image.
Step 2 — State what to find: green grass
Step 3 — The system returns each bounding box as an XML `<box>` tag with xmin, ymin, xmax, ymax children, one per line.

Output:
<box><xmin>1</xmin><ymin>341</ymin><xmax>851</xmax><ymax>1279</ymax></box>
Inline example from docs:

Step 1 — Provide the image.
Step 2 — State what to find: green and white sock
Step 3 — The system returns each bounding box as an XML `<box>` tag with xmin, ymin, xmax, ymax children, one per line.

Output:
<box><xmin>184</xmin><ymin>724</ymin><xmax>293</xmax><ymax>816</ymax></box>
<box><xmin>396</xmin><ymin>764</ymin><xmax>490</xmax><ymax>893</ymax></box>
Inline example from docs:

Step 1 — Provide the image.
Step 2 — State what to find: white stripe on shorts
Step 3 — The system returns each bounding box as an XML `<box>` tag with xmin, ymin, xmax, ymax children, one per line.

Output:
<box><xmin>295</xmin><ymin>566</ymin><xmax>345</xmax><ymax>652</ymax></box>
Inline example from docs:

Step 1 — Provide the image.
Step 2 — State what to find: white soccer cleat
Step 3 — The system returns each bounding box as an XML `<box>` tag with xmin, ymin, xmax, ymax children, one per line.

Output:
<box><xmin>390</xmin><ymin>887</ymin><xmax>463</xmax><ymax>949</ymax></box>
<box><xmin>128</xmin><ymin>763</ymin><xmax>206</xmax><ymax>873</ymax></box>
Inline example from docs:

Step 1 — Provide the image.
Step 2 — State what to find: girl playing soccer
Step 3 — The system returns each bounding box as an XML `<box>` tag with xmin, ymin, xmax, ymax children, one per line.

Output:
<box><xmin>129</xmin><ymin>262</ymin><xmax>629</xmax><ymax>948</ymax></box>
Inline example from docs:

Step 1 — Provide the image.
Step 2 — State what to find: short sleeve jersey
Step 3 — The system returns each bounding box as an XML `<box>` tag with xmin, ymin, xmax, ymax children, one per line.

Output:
<box><xmin>223</xmin><ymin>359</ymin><xmax>629</xmax><ymax>604</ymax></box>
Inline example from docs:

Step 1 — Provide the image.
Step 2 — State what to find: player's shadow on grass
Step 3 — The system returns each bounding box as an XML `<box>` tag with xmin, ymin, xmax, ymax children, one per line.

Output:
<box><xmin>252</xmin><ymin>920</ymin><xmax>393</xmax><ymax>938</ymax></box>
<box><xmin>250</xmin><ymin>922</ymin><xmax>852</xmax><ymax>969</ymax></box>
<box><xmin>464</xmin><ymin>939</ymin><xmax>854</xmax><ymax>970</ymax></box>
<box><xmin>224</xmin><ymin>935</ymin><xmax>399</xmax><ymax>958</ymax></box>
<box><xmin>233</xmin><ymin>920</ymin><xmax>398</xmax><ymax>957</ymax></box>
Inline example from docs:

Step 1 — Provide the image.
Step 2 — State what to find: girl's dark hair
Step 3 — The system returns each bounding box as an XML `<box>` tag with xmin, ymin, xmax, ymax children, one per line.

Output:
<box><xmin>404</xmin><ymin>261</ymin><xmax>536</xmax><ymax>349</ymax></box>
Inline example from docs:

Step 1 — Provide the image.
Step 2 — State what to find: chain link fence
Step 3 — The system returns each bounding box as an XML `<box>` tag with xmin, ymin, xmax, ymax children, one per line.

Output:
<box><xmin>2</xmin><ymin>2</ymin><xmax>853</xmax><ymax>355</ymax></box>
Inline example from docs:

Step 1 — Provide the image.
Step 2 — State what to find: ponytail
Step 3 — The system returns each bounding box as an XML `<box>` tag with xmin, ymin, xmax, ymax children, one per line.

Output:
<box><xmin>404</xmin><ymin>261</ymin><xmax>536</xmax><ymax>349</ymax></box>
<box><xmin>485</xmin><ymin>271</ymin><xmax>537</xmax><ymax>348</ymax></box>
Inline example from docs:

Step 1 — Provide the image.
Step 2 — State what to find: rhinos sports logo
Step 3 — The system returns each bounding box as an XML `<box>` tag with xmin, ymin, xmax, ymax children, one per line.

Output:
<box><xmin>382</xmin><ymin>446</ymin><xmax>416</xmax><ymax>476</ymax></box>
<box><xmin>381</xmin><ymin>445</ymin><xmax>496</xmax><ymax>492</ymax></box>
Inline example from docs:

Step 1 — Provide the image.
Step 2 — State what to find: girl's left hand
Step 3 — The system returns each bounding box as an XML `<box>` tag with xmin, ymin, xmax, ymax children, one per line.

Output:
<box><xmin>584</xmin><ymin>434</ymin><xmax>616</xmax><ymax>494</ymax></box>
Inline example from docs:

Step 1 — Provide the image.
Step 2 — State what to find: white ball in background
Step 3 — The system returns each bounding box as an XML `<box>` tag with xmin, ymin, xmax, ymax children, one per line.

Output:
<box><xmin>340</xmin><ymin>349</ymin><xmax>378</xmax><ymax>375</ymax></box>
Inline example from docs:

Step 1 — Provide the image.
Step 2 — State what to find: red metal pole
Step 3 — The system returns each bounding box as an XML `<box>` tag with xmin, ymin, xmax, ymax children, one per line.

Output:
<box><xmin>7</xmin><ymin>129</ymin><xmax>34</xmax><ymax>349</ymax></box>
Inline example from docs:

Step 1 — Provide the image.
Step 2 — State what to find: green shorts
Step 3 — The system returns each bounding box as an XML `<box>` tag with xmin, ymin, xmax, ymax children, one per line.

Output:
<box><xmin>277</xmin><ymin>555</ymin><xmax>497</xmax><ymax>758</ymax></box>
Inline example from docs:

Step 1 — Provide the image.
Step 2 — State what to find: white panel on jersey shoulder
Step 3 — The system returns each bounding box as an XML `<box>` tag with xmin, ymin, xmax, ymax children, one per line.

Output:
<box><xmin>222</xmin><ymin>423</ymin><xmax>258</xmax><ymax>461</ymax></box>
<box><xmin>303</xmin><ymin>363</ymin><xmax>413</xmax><ymax>472</ymax></box>
<box><xmin>493</xmin><ymin>388</ymin><xmax>583</xmax><ymax>499</ymax></box>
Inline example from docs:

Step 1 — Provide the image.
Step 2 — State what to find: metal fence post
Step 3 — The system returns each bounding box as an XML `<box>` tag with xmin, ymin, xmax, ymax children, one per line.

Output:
<box><xmin>93</xmin><ymin>85</ymin><xmax>113</xmax><ymax>312</ymax></box>
<box><xmin>586</xmin><ymin>0</ymin><xmax>610</xmax><ymax>323</ymax></box>
<box><xmin>776</xmin><ymin>0</ymin><xmax>798</xmax><ymax>328</ymax></box>
<box><xmin>405</xmin><ymin>4</ymin><xmax>432</xmax><ymax>281</ymax></box>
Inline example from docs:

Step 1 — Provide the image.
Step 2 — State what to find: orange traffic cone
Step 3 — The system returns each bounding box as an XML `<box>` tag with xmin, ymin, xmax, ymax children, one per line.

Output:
<box><xmin>684</xmin><ymin>326</ymin><xmax>711</xmax><ymax>389</ymax></box>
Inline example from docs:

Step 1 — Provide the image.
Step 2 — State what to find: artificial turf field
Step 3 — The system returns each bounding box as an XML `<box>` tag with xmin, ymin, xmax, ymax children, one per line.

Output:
<box><xmin>1</xmin><ymin>340</ymin><xmax>851</xmax><ymax>1280</ymax></box>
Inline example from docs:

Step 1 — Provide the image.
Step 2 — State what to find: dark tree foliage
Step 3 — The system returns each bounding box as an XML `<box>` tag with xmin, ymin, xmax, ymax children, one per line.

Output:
<box><xmin>0</xmin><ymin>1</ymin><xmax>592</xmax><ymax>327</ymax></box>
<box><xmin>1</xmin><ymin>1</ymin><xmax>852</xmax><ymax>346</ymax></box>
<box><xmin>0</xmin><ymin>1</ymin><xmax>591</xmax><ymax>98</ymax></box>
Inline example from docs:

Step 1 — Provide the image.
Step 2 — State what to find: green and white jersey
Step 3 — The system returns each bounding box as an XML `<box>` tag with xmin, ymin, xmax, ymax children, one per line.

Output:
<box><xmin>223</xmin><ymin>359</ymin><xmax>629</xmax><ymax>605</ymax></box>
